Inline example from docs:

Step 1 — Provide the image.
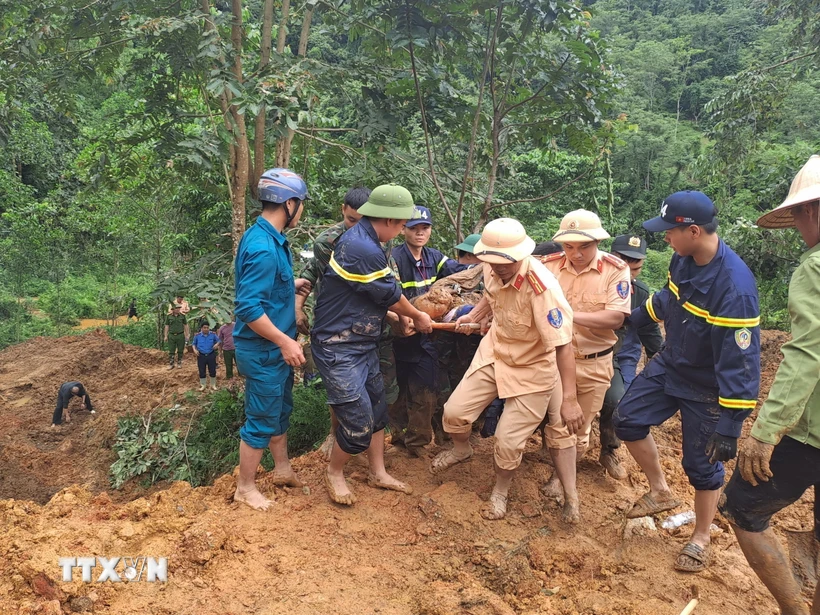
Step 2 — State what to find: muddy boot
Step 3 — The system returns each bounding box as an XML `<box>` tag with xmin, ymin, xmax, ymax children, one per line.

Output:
<box><xmin>168</xmin><ymin>362</ymin><xmax>175</xmax><ymax>370</ymax></box>
<box><xmin>198</xmin><ymin>378</ymin><xmax>206</xmax><ymax>391</ymax></box>
<box><xmin>210</xmin><ymin>377</ymin><xmax>218</xmax><ymax>391</ymax></box>
<box><xmin>177</xmin><ymin>360</ymin><xmax>182</xmax><ymax>368</ymax></box>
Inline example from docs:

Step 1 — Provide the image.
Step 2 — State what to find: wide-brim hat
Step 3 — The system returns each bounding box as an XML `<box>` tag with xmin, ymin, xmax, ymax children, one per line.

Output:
<box><xmin>474</xmin><ymin>218</ymin><xmax>536</xmax><ymax>264</ymax></box>
<box><xmin>757</xmin><ymin>155</ymin><xmax>820</xmax><ymax>229</ymax></box>
<box><xmin>552</xmin><ymin>209</ymin><xmax>610</xmax><ymax>243</ymax></box>
<box><xmin>358</xmin><ymin>184</ymin><xmax>415</xmax><ymax>219</ymax></box>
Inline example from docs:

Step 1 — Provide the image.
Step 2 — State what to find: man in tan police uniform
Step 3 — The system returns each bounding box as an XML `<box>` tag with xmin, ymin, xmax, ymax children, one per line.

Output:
<box><xmin>541</xmin><ymin>210</ymin><xmax>631</xmax><ymax>517</ymax></box>
<box><xmin>430</xmin><ymin>218</ymin><xmax>584</xmax><ymax>521</ymax></box>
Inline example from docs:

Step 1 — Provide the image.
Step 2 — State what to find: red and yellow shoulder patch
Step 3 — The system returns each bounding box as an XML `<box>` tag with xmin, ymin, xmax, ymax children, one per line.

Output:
<box><xmin>602</xmin><ymin>252</ymin><xmax>627</xmax><ymax>270</ymax></box>
<box><xmin>526</xmin><ymin>271</ymin><xmax>546</xmax><ymax>295</ymax></box>
<box><xmin>542</xmin><ymin>251</ymin><xmax>565</xmax><ymax>262</ymax></box>
<box><xmin>513</xmin><ymin>274</ymin><xmax>525</xmax><ymax>290</ymax></box>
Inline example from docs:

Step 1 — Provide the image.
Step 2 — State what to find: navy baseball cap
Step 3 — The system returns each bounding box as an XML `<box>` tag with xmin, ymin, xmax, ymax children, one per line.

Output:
<box><xmin>643</xmin><ymin>191</ymin><xmax>717</xmax><ymax>232</ymax></box>
<box><xmin>405</xmin><ymin>206</ymin><xmax>433</xmax><ymax>228</ymax></box>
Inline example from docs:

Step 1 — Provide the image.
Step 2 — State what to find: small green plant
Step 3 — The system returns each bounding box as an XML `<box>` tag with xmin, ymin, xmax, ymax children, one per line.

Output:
<box><xmin>109</xmin><ymin>411</ymin><xmax>188</xmax><ymax>489</ymax></box>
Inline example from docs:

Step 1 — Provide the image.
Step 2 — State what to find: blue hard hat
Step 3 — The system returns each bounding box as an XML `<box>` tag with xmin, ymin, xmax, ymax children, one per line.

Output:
<box><xmin>258</xmin><ymin>168</ymin><xmax>309</xmax><ymax>204</ymax></box>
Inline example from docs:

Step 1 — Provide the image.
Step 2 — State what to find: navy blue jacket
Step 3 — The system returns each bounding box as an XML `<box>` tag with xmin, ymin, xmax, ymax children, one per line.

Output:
<box><xmin>631</xmin><ymin>239</ymin><xmax>761</xmax><ymax>438</ymax></box>
<box><xmin>312</xmin><ymin>218</ymin><xmax>402</xmax><ymax>345</ymax></box>
<box><xmin>392</xmin><ymin>243</ymin><xmax>468</xmax><ymax>361</ymax></box>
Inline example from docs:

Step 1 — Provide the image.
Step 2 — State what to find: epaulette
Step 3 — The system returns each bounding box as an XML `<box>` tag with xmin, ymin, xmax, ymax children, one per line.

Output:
<box><xmin>542</xmin><ymin>251</ymin><xmax>565</xmax><ymax>262</ymax></box>
<box><xmin>513</xmin><ymin>274</ymin><xmax>525</xmax><ymax>290</ymax></box>
<box><xmin>602</xmin><ymin>252</ymin><xmax>627</xmax><ymax>270</ymax></box>
<box><xmin>526</xmin><ymin>271</ymin><xmax>547</xmax><ymax>295</ymax></box>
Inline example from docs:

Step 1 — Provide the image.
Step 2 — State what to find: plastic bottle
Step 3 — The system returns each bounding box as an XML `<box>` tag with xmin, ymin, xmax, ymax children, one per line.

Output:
<box><xmin>661</xmin><ymin>510</ymin><xmax>696</xmax><ymax>530</ymax></box>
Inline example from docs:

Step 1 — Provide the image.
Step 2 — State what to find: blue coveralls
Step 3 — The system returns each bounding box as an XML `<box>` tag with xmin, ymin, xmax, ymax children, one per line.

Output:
<box><xmin>233</xmin><ymin>216</ymin><xmax>297</xmax><ymax>449</ymax></box>
<box><xmin>614</xmin><ymin>240</ymin><xmax>761</xmax><ymax>491</ymax></box>
<box><xmin>311</xmin><ymin>218</ymin><xmax>403</xmax><ymax>455</ymax></box>
<box><xmin>390</xmin><ymin>243</ymin><xmax>467</xmax><ymax>450</ymax></box>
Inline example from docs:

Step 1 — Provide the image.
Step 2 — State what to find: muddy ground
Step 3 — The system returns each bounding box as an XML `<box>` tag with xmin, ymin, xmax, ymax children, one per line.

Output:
<box><xmin>0</xmin><ymin>330</ymin><xmax>808</xmax><ymax>615</ymax></box>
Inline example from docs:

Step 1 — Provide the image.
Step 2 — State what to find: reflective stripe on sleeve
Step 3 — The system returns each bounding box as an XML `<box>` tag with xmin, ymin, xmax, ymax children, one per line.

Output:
<box><xmin>329</xmin><ymin>254</ymin><xmax>392</xmax><ymax>284</ymax></box>
<box><xmin>718</xmin><ymin>397</ymin><xmax>757</xmax><ymax>410</ymax></box>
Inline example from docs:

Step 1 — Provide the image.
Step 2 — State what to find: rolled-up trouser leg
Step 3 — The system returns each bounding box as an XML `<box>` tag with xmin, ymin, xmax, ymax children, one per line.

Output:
<box><xmin>311</xmin><ymin>339</ymin><xmax>384</xmax><ymax>455</ymax></box>
<box><xmin>443</xmin><ymin>364</ymin><xmax>500</xmax><ymax>435</ymax></box>
<box><xmin>494</xmin><ymin>388</ymin><xmax>553</xmax><ymax>471</ymax></box>
<box><xmin>600</xmin><ymin>362</ymin><xmax>624</xmax><ymax>453</ymax></box>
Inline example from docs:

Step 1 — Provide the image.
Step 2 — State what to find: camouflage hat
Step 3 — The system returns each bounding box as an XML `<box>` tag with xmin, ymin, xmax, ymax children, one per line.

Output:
<box><xmin>357</xmin><ymin>184</ymin><xmax>415</xmax><ymax>219</ymax></box>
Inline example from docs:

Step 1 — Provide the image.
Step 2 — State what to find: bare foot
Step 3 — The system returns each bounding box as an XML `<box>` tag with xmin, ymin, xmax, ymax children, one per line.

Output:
<box><xmin>325</xmin><ymin>471</ymin><xmax>356</xmax><ymax>506</ymax></box>
<box><xmin>540</xmin><ymin>474</ymin><xmax>563</xmax><ymax>498</ymax></box>
<box><xmin>318</xmin><ymin>432</ymin><xmax>335</xmax><ymax>462</ymax></box>
<box><xmin>367</xmin><ymin>472</ymin><xmax>413</xmax><ymax>494</ymax></box>
<box><xmin>64</xmin><ymin>413</ymin><xmax>71</xmax><ymax>423</ymax></box>
<box><xmin>562</xmin><ymin>496</ymin><xmax>581</xmax><ymax>524</ymax></box>
<box><xmin>233</xmin><ymin>486</ymin><xmax>273</xmax><ymax>511</ymax></box>
<box><xmin>480</xmin><ymin>490</ymin><xmax>508</xmax><ymax>520</ymax></box>
<box><xmin>271</xmin><ymin>469</ymin><xmax>304</xmax><ymax>488</ymax></box>
<box><xmin>430</xmin><ymin>446</ymin><xmax>473</xmax><ymax>475</ymax></box>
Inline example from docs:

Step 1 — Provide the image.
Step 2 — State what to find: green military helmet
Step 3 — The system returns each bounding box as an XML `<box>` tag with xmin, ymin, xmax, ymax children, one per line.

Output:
<box><xmin>455</xmin><ymin>233</ymin><xmax>482</xmax><ymax>253</ymax></box>
<box><xmin>357</xmin><ymin>184</ymin><xmax>415</xmax><ymax>219</ymax></box>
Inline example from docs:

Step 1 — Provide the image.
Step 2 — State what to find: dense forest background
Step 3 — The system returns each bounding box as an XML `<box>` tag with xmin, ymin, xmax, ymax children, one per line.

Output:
<box><xmin>1</xmin><ymin>0</ymin><xmax>818</xmax><ymax>349</ymax></box>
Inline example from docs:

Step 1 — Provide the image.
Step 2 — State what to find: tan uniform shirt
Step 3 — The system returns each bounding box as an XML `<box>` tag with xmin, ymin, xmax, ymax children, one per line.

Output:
<box><xmin>542</xmin><ymin>250</ymin><xmax>630</xmax><ymax>356</ymax></box>
<box><xmin>467</xmin><ymin>257</ymin><xmax>573</xmax><ymax>398</ymax></box>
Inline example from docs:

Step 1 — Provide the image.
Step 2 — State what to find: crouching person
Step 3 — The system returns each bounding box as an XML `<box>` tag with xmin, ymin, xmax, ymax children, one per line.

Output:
<box><xmin>310</xmin><ymin>184</ymin><xmax>433</xmax><ymax>506</ymax></box>
<box><xmin>431</xmin><ymin>218</ymin><xmax>584</xmax><ymax>520</ymax></box>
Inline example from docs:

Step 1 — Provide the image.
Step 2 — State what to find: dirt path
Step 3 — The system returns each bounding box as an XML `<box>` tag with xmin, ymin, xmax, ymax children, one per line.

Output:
<box><xmin>0</xmin><ymin>330</ymin><xmax>806</xmax><ymax>615</ymax></box>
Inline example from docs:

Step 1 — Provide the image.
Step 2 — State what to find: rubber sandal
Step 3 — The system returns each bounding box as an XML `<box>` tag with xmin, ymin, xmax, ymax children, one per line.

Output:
<box><xmin>674</xmin><ymin>542</ymin><xmax>711</xmax><ymax>573</ymax></box>
<box><xmin>626</xmin><ymin>492</ymin><xmax>681</xmax><ymax>519</ymax></box>
<box><xmin>430</xmin><ymin>448</ymin><xmax>473</xmax><ymax>475</ymax></box>
<box><xmin>480</xmin><ymin>491</ymin><xmax>508</xmax><ymax>520</ymax></box>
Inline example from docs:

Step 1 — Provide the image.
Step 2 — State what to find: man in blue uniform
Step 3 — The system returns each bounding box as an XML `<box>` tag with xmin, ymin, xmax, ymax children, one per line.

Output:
<box><xmin>597</xmin><ymin>235</ymin><xmax>664</xmax><ymax>479</ymax></box>
<box><xmin>311</xmin><ymin>185</ymin><xmax>433</xmax><ymax>506</ymax></box>
<box><xmin>233</xmin><ymin>168</ymin><xmax>312</xmax><ymax>511</ymax></box>
<box><xmin>614</xmin><ymin>191</ymin><xmax>761</xmax><ymax>572</ymax></box>
<box><xmin>390</xmin><ymin>206</ymin><xmax>469</xmax><ymax>456</ymax></box>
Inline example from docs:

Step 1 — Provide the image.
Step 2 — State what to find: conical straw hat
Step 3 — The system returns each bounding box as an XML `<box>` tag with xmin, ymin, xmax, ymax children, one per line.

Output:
<box><xmin>757</xmin><ymin>155</ymin><xmax>820</xmax><ymax>229</ymax></box>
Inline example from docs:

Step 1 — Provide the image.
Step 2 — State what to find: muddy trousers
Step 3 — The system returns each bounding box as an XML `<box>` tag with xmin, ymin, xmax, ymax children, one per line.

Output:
<box><xmin>599</xmin><ymin>362</ymin><xmax>625</xmax><ymax>454</ymax></box>
<box><xmin>168</xmin><ymin>333</ymin><xmax>186</xmax><ymax>364</ymax></box>
<box><xmin>390</xmin><ymin>354</ymin><xmax>438</xmax><ymax>450</ymax></box>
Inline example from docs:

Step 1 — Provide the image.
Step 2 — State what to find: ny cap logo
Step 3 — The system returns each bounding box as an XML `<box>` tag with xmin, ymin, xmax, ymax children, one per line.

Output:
<box><xmin>660</xmin><ymin>203</ymin><xmax>668</xmax><ymax>218</ymax></box>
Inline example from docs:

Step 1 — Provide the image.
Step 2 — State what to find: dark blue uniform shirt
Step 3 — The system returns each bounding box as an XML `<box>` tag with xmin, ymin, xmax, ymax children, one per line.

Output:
<box><xmin>233</xmin><ymin>216</ymin><xmax>296</xmax><ymax>379</ymax></box>
<box><xmin>391</xmin><ymin>243</ymin><xmax>468</xmax><ymax>361</ymax></box>
<box><xmin>312</xmin><ymin>218</ymin><xmax>402</xmax><ymax>345</ymax></box>
<box><xmin>631</xmin><ymin>239</ymin><xmax>761</xmax><ymax>438</ymax></box>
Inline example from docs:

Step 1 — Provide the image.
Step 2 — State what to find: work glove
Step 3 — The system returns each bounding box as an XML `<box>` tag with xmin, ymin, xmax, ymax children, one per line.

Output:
<box><xmin>705</xmin><ymin>433</ymin><xmax>737</xmax><ymax>463</ymax></box>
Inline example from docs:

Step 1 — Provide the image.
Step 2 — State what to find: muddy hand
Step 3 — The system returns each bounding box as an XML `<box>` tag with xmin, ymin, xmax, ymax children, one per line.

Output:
<box><xmin>294</xmin><ymin>278</ymin><xmax>312</xmax><ymax>297</ymax></box>
<box><xmin>560</xmin><ymin>397</ymin><xmax>583</xmax><ymax>435</ymax></box>
<box><xmin>281</xmin><ymin>338</ymin><xmax>306</xmax><ymax>367</ymax></box>
<box><xmin>296</xmin><ymin>309</ymin><xmax>310</xmax><ymax>336</ymax></box>
<box><xmin>738</xmin><ymin>437</ymin><xmax>774</xmax><ymax>486</ymax></box>
<box><xmin>454</xmin><ymin>314</ymin><xmax>476</xmax><ymax>335</ymax></box>
<box><xmin>413</xmin><ymin>312</ymin><xmax>433</xmax><ymax>334</ymax></box>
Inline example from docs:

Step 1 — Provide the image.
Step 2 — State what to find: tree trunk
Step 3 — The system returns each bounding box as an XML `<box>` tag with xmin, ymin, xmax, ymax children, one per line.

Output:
<box><xmin>275</xmin><ymin>4</ymin><xmax>312</xmax><ymax>168</ymax></box>
<box><xmin>250</xmin><ymin>0</ymin><xmax>275</xmax><ymax>199</ymax></box>
<box><xmin>229</xmin><ymin>0</ymin><xmax>250</xmax><ymax>255</ymax></box>
<box><xmin>475</xmin><ymin>112</ymin><xmax>501</xmax><ymax>232</ymax></box>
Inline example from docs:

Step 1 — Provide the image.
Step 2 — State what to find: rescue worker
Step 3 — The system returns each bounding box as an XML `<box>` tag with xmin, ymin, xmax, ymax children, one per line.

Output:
<box><xmin>167</xmin><ymin>295</ymin><xmax>190</xmax><ymax>314</ymax></box>
<box><xmin>390</xmin><ymin>205</ymin><xmax>469</xmax><ymax>456</ymax></box>
<box><xmin>51</xmin><ymin>381</ymin><xmax>94</xmax><ymax>428</ymax></box>
<box><xmin>597</xmin><ymin>235</ymin><xmax>664</xmax><ymax>479</ymax></box>
<box><xmin>311</xmin><ymin>184</ymin><xmax>433</xmax><ymax>506</ymax></box>
<box><xmin>455</xmin><ymin>234</ymin><xmax>483</xmax><ymax>265</ymax></box>
<box><xmin>292</xmin><ymin>186</ymin><xmax>403</xmax><ymax>460</ymax></box>
<box><xmin>540</xmin><ymin>211</ymin><xmax>630</xmax><ymax>517</ymax></box>
<box><xmin>719</xmin><ymin>155</ymin><xmax>820</xmax><ymax>614</ymax></box>
<box><xmin>232</xmin><ymin>168</ymin><xmax>312</xmax><ymax>511</ymax></box>
<box><xmin>431</xmin><ymin>218</ymin><xmax>584</xmax><ymax>521</ymax></box>
<box><xmin>614</xmin><ymin>190</ymin><xmax>761</xmax><ymax>572</ymax></box>
<box><xmin>164</xmin><ymin>304</ymin><xmax>190</xmax><ymax>370</ymax></box>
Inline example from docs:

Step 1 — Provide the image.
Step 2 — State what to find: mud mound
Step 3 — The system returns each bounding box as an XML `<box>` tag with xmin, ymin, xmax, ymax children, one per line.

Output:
<box><xmin>0</xmin><ymin>332</ymin><xmax>200</xmax><ymax>504</ymax></box>
<box><xmin>0</xmin><ymin>330</ymin><xmax>798</xmax><ymax>614</ymax></box>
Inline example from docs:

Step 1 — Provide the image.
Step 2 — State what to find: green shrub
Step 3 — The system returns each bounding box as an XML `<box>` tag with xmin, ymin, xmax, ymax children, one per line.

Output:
<box><xmin>641</xmin><ymin>247</ymin><xmax>673</xmax><ymax>292</ymax></box>
<box><xmin>104</xmin><ymin>318</ymin><xmax>158</xmax><ymax>348</ymax></box>
<box><xmin>288</xmin><ymin>384</ymin><xmax>330</xmax><ymax>456</ymax></box>
<box><xmin>110</xmin><ymin>411</ymin><xmax>188</xmax><ymax>489</ymax></box>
